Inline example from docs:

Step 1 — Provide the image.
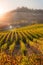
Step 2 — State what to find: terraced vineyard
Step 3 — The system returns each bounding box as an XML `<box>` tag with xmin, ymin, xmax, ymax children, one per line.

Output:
<box><xmin>0</xmin><ymin>24</ymin><xmax>43</xmax><ymax>65</ymax></box>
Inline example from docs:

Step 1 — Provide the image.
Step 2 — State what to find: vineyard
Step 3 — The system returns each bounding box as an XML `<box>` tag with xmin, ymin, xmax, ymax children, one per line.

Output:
<box><xmin>0</xmin><ymin>24</ymin><xmax>43</xmax><ymax>65</ymax></box>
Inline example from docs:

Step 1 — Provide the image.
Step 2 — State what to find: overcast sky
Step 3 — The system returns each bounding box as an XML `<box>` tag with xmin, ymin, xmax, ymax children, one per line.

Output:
<box><xmin>0</xmin><ymin>0</ymin><xmax>43</xmax><ymax>13</ymax></box>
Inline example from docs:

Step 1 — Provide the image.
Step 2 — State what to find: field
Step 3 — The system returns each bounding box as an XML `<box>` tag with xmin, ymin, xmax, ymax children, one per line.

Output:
<box><xmin>0</xmin><ymin>24</ymin><xmax>43</xmax><ymax>65</ymax></box>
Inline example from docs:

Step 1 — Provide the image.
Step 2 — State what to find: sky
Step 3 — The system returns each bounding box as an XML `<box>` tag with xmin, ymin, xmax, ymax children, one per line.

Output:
<box><xmin>0</xmin><ymin>0</ymin><xmax>43</xmax><ymax>13</ymax></box>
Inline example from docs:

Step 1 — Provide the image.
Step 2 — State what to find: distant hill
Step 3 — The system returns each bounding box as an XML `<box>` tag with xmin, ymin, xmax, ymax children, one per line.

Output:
<box><xmin>0</xmin><ymin>7</ymin><xmax>43</xmax><ymax>29</ymax></box>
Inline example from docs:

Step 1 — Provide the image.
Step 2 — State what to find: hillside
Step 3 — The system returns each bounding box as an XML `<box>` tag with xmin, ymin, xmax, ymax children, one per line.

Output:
<box><xmin>1</xmin><ymin>7</ymin><xmax>43</xmax><ymax>26</ymax></box>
